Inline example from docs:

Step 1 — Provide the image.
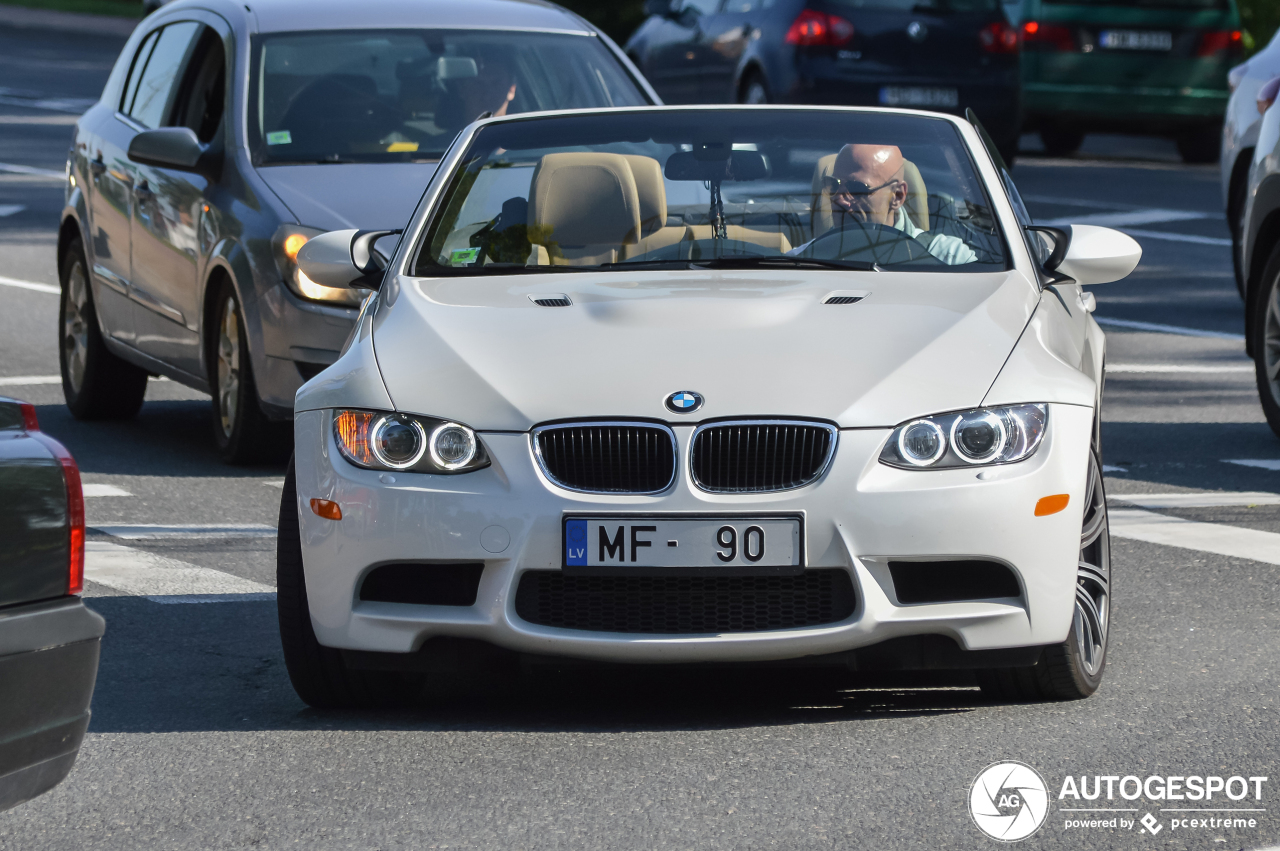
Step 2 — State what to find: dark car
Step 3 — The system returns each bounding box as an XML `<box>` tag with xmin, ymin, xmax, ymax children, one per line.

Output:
<box><xmin>0</xmin><ymin>398</ymin><xmax>104</xmax><ymax>811</ymax></box>
<box><xmin>59</xmin><ymin>0</ymin><xmax>657</xmax><ymax>464</ymax></box>
<box><xmin>625</xmin><ymin>0</ymin><xmax>1021</xmax><ymax>161</ymax></box>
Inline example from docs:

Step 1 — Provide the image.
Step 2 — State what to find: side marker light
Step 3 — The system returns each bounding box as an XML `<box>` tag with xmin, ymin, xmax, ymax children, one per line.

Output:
<box><xmin>1035</xmin><ymin>494</ymin><xmax>1070</xmax><ymax>516</ymax></box>
<box><xmin>310</xmin><ymin>498</ymin><xmax>342</xmax><ymax>521</ymax></box>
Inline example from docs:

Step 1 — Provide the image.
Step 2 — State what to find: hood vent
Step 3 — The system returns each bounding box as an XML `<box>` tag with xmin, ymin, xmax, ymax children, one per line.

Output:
<box><xmin>530</xmin><ymin>294</ymin><xmax>572</xmax><ymax>307</ymax></box>
<box><xmin>824</xmin><ymin>291</ymin><xmax>868</xmax><ymax>305</ymax></box>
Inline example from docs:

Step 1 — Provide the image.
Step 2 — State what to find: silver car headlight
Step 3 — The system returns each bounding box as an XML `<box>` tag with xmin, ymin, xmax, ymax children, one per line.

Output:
<box><xmin>879</xmin><ymin>404</ymin><xmax>1048</xmax><ymax>470</ymax></box>
<box><xmin>333</xmin><ymin>410</ymin><xmax>489</xmax><ymax>474</ymax></box>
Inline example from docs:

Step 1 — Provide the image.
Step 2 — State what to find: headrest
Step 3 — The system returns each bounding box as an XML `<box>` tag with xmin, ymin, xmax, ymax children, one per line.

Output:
<box><xmin>809</xmin><ymin>153</ymin><xmax>929</xmax><ymax>236</ymax></box>
<box><xmin>529</xmin><ymin>153</ymin><xmax>641</xmax><ymax>248</ymax></box>
<box><xmin>622</xmin><ymin>155</ymin><xmax>667</xmax><ymax>237</ymax></box>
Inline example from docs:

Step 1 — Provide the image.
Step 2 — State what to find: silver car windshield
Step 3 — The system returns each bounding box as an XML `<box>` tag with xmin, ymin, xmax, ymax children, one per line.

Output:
<box><xmin>415</xmin><ymin>110</ymin><xmax>1008</xmax><ymax>275</ymax></box>
<box><xmin>248</xmin><ymin>30</ymin><xmax>647</xmax><ymax>165</ymax></box>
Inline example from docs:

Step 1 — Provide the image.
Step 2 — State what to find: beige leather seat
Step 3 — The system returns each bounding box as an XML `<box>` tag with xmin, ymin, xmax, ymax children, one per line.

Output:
<box><xmin>685</xmin><ymin>224</ymin><xmax>792</xmax><ymax>253</ymax></box>
<box><xmin>620</xmin><ymin>154</ymin><xmax>689</xmax><ymax>260</ymax></box>
<box><xmin>809</xmin><ymin>153</ymin><xmax>929</xmax><ymax>241</ymax></box>
<box><xmin>526</xmin><ymin>153</ymin><xmax>642</xmax><ymax>266</ymax></box>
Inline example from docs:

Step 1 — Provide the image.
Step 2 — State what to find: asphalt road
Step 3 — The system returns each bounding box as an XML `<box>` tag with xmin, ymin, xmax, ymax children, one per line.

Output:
<box><xmin>1</xmin><ymin>21</ymin><xmax>1279</xmax><ymax>851</ymax></box>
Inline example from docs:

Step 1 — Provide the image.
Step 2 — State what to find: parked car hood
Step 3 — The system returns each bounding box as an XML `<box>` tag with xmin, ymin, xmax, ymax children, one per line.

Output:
<box><xmin>257</xmin><ymin>163</ymin><xmax>440</xmax><ymax>231</ymax></box>
<box><xmin>371</xmin><ymin>270</ymin><xmax>1039</xmax><ymax>431</ymax></box>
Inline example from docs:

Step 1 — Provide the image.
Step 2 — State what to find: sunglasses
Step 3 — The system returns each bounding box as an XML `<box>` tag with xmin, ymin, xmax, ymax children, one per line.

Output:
<box><xmin>823</xmin><ymin>175</ymin><xmax>900</xmax><ymax>198</ymax></box>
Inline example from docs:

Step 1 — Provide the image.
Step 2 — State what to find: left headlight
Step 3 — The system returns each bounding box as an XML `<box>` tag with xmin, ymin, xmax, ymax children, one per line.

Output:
<box><xmin>273</xmin><ymin>225</ymin><xmax>363</xmax><ymax>307</ymax></box>
<box><xmin>333</xmin><ymin>410</ymin><xmax>490</xmax><ymax>474</ymax></box>
<box><xmin>879</xmin><ymin>404</ymin><xmax>1048</xmax><ymax>470</ymax></box>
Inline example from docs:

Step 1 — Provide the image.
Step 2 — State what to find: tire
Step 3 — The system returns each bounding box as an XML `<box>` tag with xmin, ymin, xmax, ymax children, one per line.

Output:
<box><xmin>208</xmin><ymin>280</ymin><xmax>289</xmax><ymax>464</ymax></box>
<box><xmin>59</xmin><ymin>236</ymin><xmax>148</xmax><ymax>420</ymax></box>
<box><xmin>1176</xmin><ymin>125</ymin><xmax>1220</xmax><ymax>164</ymax></box>
<box><xmin>1229</xmin><ymin>169</ymin><xmax>1248</xmax><ymax>300</ymax></box>
<box><xmin>738</xmin><ymin>73</ymin><xmax>769</xmax><ymax>105</ymax></box>
<box><xmin>277</xmin><ymin>460</ymin><xmax>420</xmax><ymax>709</ymax></box>
<box><xmin>1039</xmin><ymin>125</ymin><xmax>1084</xmax><ymax>158</ymax></box>
<box><xmin>977</xmin><ymin>450</ymin><xmax>1110</xmax><ymax>702</ymax></box>
<box><xmin>1251</xmin><ymin>242</ymin><xmax>1280</xmax><ymax>439</ymax></box>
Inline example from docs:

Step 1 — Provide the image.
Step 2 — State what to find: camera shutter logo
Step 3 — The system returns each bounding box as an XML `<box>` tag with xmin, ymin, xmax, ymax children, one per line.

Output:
<box><xmin>969</xmin><ymin>762</ymin><xmax>1050</xmax><ymax>842</ymax></box>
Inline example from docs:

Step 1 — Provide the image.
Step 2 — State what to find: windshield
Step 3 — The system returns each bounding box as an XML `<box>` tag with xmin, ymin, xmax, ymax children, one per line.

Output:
<box><xmin>414</xmin><ymin>110</ymin><xmax>1008</xmax><ymax>275</ymax></box>
<box><xmin>248</xmin><ymin>30</ymin><xmax>648</xmax><ymax>165</ymax></box>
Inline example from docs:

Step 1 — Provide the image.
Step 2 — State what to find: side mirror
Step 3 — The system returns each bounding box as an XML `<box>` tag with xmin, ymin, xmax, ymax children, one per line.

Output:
<box><xmin>297</xmin><ymin>228</ymin><xmax>401</xmax><ymax>291</ymax></box>
<box><xmin>1027</xmin><ymin>225</ymin><xmax>1141</xmax><ymax>286</ymax></box>
<box><xmin>127</xmin><ymin>127</ymin><xmax>206</xmax><ymax>171</ymax></box>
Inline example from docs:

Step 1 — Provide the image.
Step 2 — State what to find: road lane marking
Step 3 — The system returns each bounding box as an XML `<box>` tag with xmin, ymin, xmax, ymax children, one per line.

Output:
<box><xmin>0</xmin><ymin>374</ymin><xmax>60</xmax><ymax>385</ymax></box>
<box><xmin>82</xmin><ymin>484</ymin><xmax>133</xmax><ymax>497</ymax></box>
<box><xmin>1113</xmin><ymin>492</ymin><xmax>1280</xmax><ymax>508</ymax></box>
<box><xmin>1103</xmin><ymin>465</ymin><xmax>1128</xmax><ymax>473</ymax></box>
<box><xmin>1107</xmin><ymin>363</ymin><xmax>1252</xmax><ymax>373</ymax></box>
<box><xmin>84</xmin><ymin>540</ymin><xmax>275</xmax><ymax>603</ymax></box>
<box><xmin>261</xmin><ymin>479</ymin><xmax>285</xmax><ymax>488</ymax></box>
<box><xmin>1095</xmin><ymin>317</ymin><xmax>1245</xmax><ymax>341</ymax></box>
<box><xmin>1118</xmin><ymin>228</ymin><xmax>1232</xmax><ymax>247</ymax></box>
<box><xmin>0</xmin><ymin>204</ymin><xmax>24</xmax><ymax>217</ymax></box>
<box><xmin>0</xmin><ymin>114</ymin><xmax>79</xmax><ymax>126</ymax></box>
<box><xmin>1225</xmin><ymin>459</ymin><xmax>1280</xmax><ymax>472</ymax></box>
<box><xmin>1109</xmin><ymin>508</ymin><xmax>1280</xmax><ymax>566</ymax></box>
<box><xmin>0</xmin><ymin>161</ymin><xmax>64</xmax><ymax>180</ymax></box>
<box><xmin>92</xmin><ymin>524</ymin><xmax>277</xmax><ymax>539</ymax></box>
<box><xmin>1042</xmin><ymin>209</ymin><xmax>1212</xmax><ymax>228</ymax></box>
<box><xmin>0</xmin><ymin>276</ymin><xmax>59</xmax><ymax>295</ymax></box>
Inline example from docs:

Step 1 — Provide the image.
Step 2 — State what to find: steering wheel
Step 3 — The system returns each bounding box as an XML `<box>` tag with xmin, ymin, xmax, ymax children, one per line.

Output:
<box><xmin>803</xmin><ymin>220</ymin><xmax>945</xmax><ymax>268</ymax></box>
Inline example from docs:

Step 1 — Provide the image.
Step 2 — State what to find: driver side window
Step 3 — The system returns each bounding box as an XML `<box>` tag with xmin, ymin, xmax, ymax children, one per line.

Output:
<box><xmin>171</xmin><ymin>27</ymin><xmax>226</xmax><ymax>144</ymax></box>
<box><xmin>121</xmin><ymin>22</ymin><xmax>202</xmax><ymax>129</ymax></box>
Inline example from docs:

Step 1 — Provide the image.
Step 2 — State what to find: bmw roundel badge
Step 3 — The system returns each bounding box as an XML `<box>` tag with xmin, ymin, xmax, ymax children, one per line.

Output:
<box><xmin>665</xmin><ymin>391</ymin><xmax>703</xmax><ymax>414</ymax></box>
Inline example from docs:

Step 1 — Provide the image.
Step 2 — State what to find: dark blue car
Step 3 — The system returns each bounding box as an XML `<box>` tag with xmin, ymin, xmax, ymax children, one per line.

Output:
<box><xmin>626</xmin><ymin>0</ymin><xmax>1021</xmax><ymax>161</ymax></box>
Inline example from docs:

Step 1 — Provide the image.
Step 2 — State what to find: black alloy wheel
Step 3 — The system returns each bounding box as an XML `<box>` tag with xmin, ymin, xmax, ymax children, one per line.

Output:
<box><xmin>276</xmin><ymin>459</ymin><xmax>423</xmax><ymax>709</ymax></box>
<box><xmin>977</xmin><ymin>450</ymin><xmax>1110</xmax><ymax>701</ymax></box>
<box><xmin>59</xmin><ymin>236</ymin><xmax>148</xmax><ymax>420</ymax></box>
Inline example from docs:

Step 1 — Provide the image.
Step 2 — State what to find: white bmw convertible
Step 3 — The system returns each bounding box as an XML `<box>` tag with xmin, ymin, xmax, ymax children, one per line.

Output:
<box><xmin>278</xmin><ymin>106</ymin><xmax>1141</xmax><ymax>708</ymax></box>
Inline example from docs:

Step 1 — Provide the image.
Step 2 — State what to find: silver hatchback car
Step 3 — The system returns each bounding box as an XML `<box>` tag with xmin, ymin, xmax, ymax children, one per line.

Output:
<box><xmin>58</xmin><ymin>0</ymin><xmax>656</xmax><ymax>461</ymax></box>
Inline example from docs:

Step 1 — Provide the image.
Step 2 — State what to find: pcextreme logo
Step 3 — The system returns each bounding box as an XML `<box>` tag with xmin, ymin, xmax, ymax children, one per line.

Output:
<box><xmin>969</xmin><ymin>762</ymin><xmax>1270</xmax><ymax>842</ymax></box>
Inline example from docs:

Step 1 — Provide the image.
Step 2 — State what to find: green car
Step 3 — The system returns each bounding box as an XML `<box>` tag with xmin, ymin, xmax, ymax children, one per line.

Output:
<box><xmin>1005</xmin><ymin>0</ymin><xmax>1243</xmax><ymax>162</ymax></box>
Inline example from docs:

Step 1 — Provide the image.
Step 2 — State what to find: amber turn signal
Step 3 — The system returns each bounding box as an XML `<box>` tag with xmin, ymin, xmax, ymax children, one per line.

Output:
<box><xmin>282</xmin><ymin>232</ymin><xmax>309</xmax><ymax>261</ymax></box>
<box><xmin>310</xmin><ymin>498</ymin><xmax>342</xmax><ymax>521</ymax></box>
<box><xmin>1034</xmin><ymin>494</ymin><xmax>1070</xmax><ymax>516</ymax></box>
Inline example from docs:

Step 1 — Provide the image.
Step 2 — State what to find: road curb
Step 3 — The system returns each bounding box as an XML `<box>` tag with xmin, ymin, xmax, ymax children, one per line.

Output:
<box><xmin>0</xmin><ymin>4</ymin><xmax>138</xmax><ymax>37</ymax></box>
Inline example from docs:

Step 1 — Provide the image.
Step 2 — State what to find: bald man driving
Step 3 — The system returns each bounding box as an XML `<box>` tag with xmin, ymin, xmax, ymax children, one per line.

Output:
<box><xmin>812</xmin><ymin>143</ymin><xmax>976</xmax><ymax>266</ymax></box>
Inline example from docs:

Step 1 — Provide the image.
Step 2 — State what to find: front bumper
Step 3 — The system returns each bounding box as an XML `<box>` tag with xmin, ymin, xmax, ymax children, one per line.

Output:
<box><xmin>293</xmin><ymin>403</ymin><xmax>1093</xmax><ymax>665</ymax></box>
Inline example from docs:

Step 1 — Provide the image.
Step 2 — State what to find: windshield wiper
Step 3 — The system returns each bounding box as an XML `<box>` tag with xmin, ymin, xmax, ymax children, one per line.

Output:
<box><xmin>689</xmin><ymin>256</ymin><xmax>878</xmax><ymax>272</ymax></box>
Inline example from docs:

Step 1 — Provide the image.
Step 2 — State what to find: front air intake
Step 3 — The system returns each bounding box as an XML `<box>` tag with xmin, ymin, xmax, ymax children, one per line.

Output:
<box><xmin>691</xmin><ymin>420</ymin><xmax>836</xmax><ymax>492</ymax></box>
<box><xmin>515</xmin><ymin>570</ymin><xmax>856</xmax><ymax>633</ymax></box>
<box><xmin>533</xmin><ymin>422</ymin><xmax>677</xmax><ymax>494</ymax></box>
<box><xmin>359</xmin><ymin>562</ymin><xmax>484</xmax><ymax>606</ymax></box>
<box><xmin>888</xmin><ymin>560</ymin><xmax>1022</xmax><ymax>604</ymax></box>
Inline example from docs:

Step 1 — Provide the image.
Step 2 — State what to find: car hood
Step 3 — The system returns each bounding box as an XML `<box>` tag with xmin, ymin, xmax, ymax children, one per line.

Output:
<box><xmin>257</xmin><ymin>163</ymin><xmax>440</xmax><ymax>231</ymax></box>
<box><xmin>371</xmin><ymin>270</ymin><xmax>1039</xmax><ymax>431</ymax></box>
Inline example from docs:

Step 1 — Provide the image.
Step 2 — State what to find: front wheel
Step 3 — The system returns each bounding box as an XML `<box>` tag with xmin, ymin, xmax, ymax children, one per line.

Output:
<box><xmin>209</xmin><ymin>281</ymin><xmax>288</xmax><ymax>464</ymax></box>
<box><xmin>978</xmin><ymin>450</ymin><xmax>1110</xmax><ymax>701</ymax></box>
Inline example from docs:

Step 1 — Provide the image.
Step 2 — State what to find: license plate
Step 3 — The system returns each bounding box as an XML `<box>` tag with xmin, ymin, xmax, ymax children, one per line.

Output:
<box><xmin>1099</xmin><ymin>30</ymin><xmax>1173</xmax><ymax>51</ymax></box>
<box><xmin>563</xmin><ymin>516</ymin><xmax>802</xmax><ymax>573</ymax></box>
<box><xmin>879</xmin><ymin>86</ymin><xmax>958</xmax><ymax>108</ymax></box>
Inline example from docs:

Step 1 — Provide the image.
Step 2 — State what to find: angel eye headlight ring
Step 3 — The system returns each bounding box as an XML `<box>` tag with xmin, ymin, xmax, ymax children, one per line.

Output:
<box><xmin>370</xmin><ymin>415</ymin><xmax>428</xmax><ymax>469</ymax></box>
<box><xmin>950</xmin><ymin>410</ymin><xmax>1007</xmax><ymax>464</ymax></box>
<box><xmin>897</xmin><ymin>419</ymin><xmax>947</xmax><ymax>466</ymax></box>
<box><xmin>429</xmin><ymin>422</ymin><xmax>478</xmax><ymax>470</ymax></box>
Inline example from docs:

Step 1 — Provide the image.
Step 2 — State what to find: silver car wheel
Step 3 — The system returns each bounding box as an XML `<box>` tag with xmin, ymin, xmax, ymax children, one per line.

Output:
<box><xmin>62</xmin><ymin>258</ymin><xmax>89</xmax><ymax>394</ymax></box>
<box><xmin>1264</xmin><ymin>278</ymin><xmax>1280</xmax><ymax>405</ymax></box>
<box><xmin>216</xmin><ymin>296</ymin><xmax>240</xmax><ymax>439</ymax></box>
<box><xmin>1075</xmin><ymin>453</ymin><xmax>1110</xmax><ymax>677</ymax></box>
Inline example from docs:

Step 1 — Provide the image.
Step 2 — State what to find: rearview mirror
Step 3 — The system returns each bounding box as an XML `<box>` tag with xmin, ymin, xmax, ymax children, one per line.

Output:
<box><xmin>1027</xmin><ymin>225</ymin><xmax>1141</xmax><ymax>286</ymax></box>
<box><xmin>664</xmin><ymin>150</ymin><xmax>770</xmax><ymax>182</ymax></box>
<box><xmin>127</xmin><ymin>127</ymin><xmax>206</xmax><ymax>171</ymax></box>
<box><xmin>297</xmin><ymin>229</ymin><xmax>401</xmax><ymax>292</ymax></box>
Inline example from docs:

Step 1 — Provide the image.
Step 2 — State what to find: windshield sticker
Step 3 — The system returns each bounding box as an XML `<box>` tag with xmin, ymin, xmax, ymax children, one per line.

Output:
<box><xmin>266</xmin><ymin>130</ymin><xmax>292</xmax><ymax>146</ymax></box>
<box><xmin>386</xmin><ymin>141</ymin><xmax>419</xmax><ymax>153</ymax></box>
<box><xmin>450</xmin><ymin>248</ymin><xmax>481</xmax><ymax>267</ymax></box>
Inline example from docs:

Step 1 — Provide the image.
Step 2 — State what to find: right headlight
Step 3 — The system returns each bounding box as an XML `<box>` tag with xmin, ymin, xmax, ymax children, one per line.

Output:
<box><xmin>273</xmin><ymin>225</ymin><xmax>363</xmax><ymax>307</ymax></box>
<box><xmin>879</xmin><ymin>404</ymin><xmax>1048</xmax><ymax>470</ymax></box>
<box><xmin>333</xmin><ymin>410</ymin><xmax>490</xmax><ymax>474</ymax></box>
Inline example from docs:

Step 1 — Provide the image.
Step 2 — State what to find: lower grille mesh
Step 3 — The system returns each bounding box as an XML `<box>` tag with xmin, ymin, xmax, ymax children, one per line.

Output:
<box><xmin>514</xmin><ymin>570</ymin><xmax>856</xmax><ymax>634</ymax></box>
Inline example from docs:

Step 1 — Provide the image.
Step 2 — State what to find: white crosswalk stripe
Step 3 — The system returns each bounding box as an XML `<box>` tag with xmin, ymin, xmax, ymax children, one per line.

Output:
<box><xmin>84</xmin><ymin>540</ymin><xmax>275</xmax><ymax>603</ymax></box>
<box><xmin>1109</xmin><ymin>509</ymin><xmax>1280</xmax><ymax>567</ymax></box>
